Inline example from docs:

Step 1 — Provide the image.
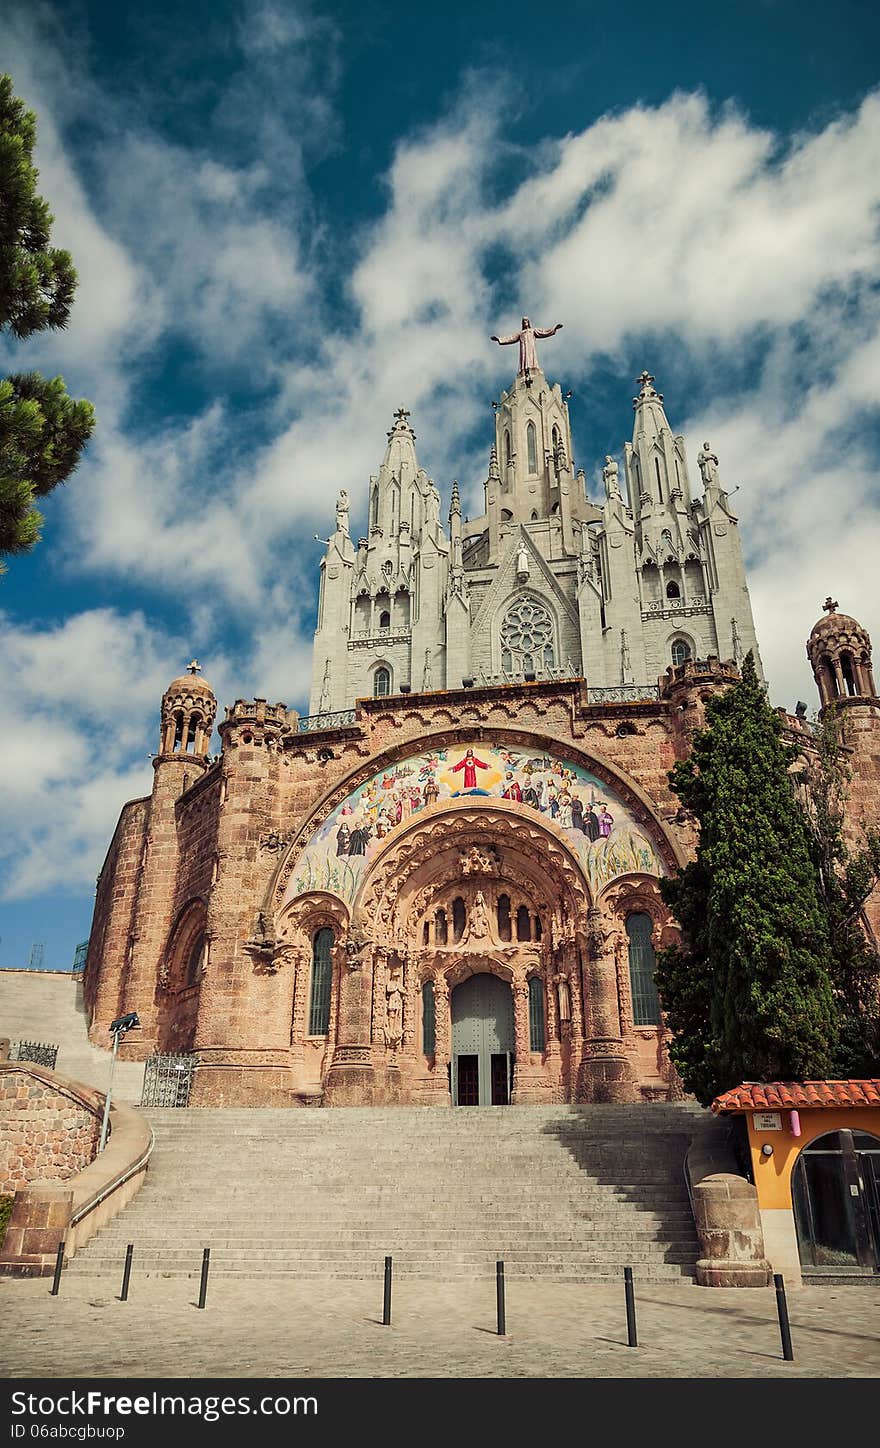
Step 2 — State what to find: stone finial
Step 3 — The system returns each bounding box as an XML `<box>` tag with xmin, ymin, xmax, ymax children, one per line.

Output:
<box><xmin>823</xmin><ymin>596</ymin><xmax>839</xmax><ymax>615</ymax></box>
<box><xmin>388</xmin><ymin>406</ymin><xmax>414</xmax><ymax>439</ymax></box>
<box><xmin>633</xmin><ymin>370</ymin><xmax>663</xmax><ymax>406</ymax></box>
<box><xmin>449</xmin><ymin>480</ymin><xmax>461</xmax><ymax>516</ymax></box>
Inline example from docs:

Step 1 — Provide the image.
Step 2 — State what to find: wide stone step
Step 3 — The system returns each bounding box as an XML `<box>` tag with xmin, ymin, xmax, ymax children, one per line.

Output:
<box><xmin>68</xmin><ymin>1245</ymin><xmax>697</xmax><ymax>1268</ymax></box>
<box><xmin>65</xmin><ymin>1265</ymin><xmax>697</xmax><ymax>1281</ymax></box>
<box><xmin>69</xmin><ymin>1099</ymin><xmax>707</xmax><ymax>1284</ymax></box>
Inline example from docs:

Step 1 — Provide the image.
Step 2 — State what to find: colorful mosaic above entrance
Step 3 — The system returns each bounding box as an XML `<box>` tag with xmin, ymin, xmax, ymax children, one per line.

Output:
<box><xmin>284</xmin><ymin>742</ymin><xmax>664</xmax><ymax>905</ymax></box>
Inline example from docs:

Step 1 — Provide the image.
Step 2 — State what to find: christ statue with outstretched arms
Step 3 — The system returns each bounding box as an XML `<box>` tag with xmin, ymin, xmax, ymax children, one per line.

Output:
<box><xmin>490</xmin><ymin>316</ymin><xmax>563</xmax><ymax>373</ymax></box>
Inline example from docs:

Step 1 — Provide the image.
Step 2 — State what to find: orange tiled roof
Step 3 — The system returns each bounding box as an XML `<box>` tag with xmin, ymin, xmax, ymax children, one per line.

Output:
<box><xmin>711</xmin><ymin>1080</ymin><xmax>880</xmax><ymax>1113</ymax></box>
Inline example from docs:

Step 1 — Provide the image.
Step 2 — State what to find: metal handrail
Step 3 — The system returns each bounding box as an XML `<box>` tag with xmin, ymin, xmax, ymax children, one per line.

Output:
<box><xmin>69</xmin><ymin>1123</ymin><xmax>155</xmax><ymax>1227</ymax></box>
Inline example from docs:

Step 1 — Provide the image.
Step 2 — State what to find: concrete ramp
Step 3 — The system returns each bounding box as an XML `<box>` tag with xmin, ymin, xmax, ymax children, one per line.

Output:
<box><xmin>0</xmin><ymin>971</ymin><xmax>145</xmax><ymax>1104</ymax></box>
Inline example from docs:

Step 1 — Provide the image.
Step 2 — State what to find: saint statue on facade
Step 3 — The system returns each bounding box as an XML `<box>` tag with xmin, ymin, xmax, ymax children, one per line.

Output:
<box><xmin>697</xmin><ymin>442</ymin><xmax>719</xmax><ymax>487</ymax></box>
<box><xmin>335</xmin><ymin>489</ymin><xmax>350</xmax><ymax>534</ymax></box>
<box><xmin>603</xmin><ymin>455</ymin><xmax>621</xmax><ymax>500</ymax></box>
<box><xmin>490</xmin><ymin>317</ymin><xmax>563</xmax><ymax>374</ymax></box>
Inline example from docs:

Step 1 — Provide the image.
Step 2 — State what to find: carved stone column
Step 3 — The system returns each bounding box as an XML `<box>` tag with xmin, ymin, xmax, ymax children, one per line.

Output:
<box><xmin>371</xmin><ymin>948</ymin><xmax>387</xmax><ymax>1054</ymax></box>
<box><xmin>545</xmin><ymin>968</ymin><xmax>560</xmax><ymax>1056</ymax></box>
<box><xmin>567</xmin><ymin>945</ymin><xmax>584</xmax><ymax>1045</ymax></box>
<box><xmin>401</xmin><ymin>949</ymin><xmax>417</xmax><ymax>1058</ymax></box>
<box><xmin>511</xmin><ymin>967</ymin><xmax>547</xmax><ymax>1103</ymax></box>
<box><xmin>433</xmin><ymin>971</ymin><xmax>450</xmax><ymax>1069</ymax></box>
<box><xmin>288</xmin><ymin>945</ymin><xmax>309</xmax><ymax>1068</ymax></box>
<box><xmin>323</xmin><ymin>939</ymin><xmax>377</xmax><ymax>1106</ymax></box>
<box><xmin>414</xmin><ymin>968</ymin><xmax>451</xmax><ymax>1106</ymax></box>
<box><xmin>577</xmin><ymin>908</ymin><xmax>638</xmax><ymax>1103</ymax></box>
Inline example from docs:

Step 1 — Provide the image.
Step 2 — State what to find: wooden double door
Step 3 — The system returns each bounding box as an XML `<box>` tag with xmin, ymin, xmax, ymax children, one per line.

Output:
<box><xmin>450</xmin><ymin>974</ymin><xmax>515</xmax><ymax>1107</ymax></box>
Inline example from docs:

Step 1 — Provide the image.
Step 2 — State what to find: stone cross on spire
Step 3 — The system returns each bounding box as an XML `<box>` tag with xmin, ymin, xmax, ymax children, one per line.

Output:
<box><xmin>391</xmin><ymin>406</ymin><xmax>411</xmax><ymax>426</ymax></box>
<box><xmin>187</xmin><ymin>660</ymin><xmax>201</xmax><ymax>675</ymax></box>
<box><xmin>634</xmin><ymin>371</ymin><xmax>663</xmax><ymax>403</ymax></box>
<box><xmin>823</xmin><ymin>597</ymin><xmax>839</xmax><ymax>615</ymax></box>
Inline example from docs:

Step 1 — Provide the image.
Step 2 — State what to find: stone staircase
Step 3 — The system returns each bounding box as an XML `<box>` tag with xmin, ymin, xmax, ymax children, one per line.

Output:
<box><xmin>0</xmin><ymin>970</ymin><xmax>145</xmax><ymax>1103</ymax></box>
<box><xmin>66</xmin><ymin>1103</ymin><xmax>718</xmax><ymax>1282</ymax></box>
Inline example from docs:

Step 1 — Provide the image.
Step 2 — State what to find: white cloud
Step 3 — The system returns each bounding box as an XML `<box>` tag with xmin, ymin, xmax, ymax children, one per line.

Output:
<box><xmin>2</xmin><ymin>13</ymin><xmax>880</xmax><ymax>901</ymax></box>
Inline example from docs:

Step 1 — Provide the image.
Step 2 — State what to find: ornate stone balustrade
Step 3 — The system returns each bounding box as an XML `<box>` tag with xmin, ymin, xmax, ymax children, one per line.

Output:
<box><xmin>587</xmin><ymin>683</ymin><xmax>660</xmax><ymax>704</ymax></box>
<box><xmin>349</xmin><ymin>627</ymin><xmax>412</xmax><ymax>649</ymax></box>
<box><xmin>641</xmin><ymin>599</ymin><xmax>712</xmax><ymax>621</ymax></box>
<box><xmin>296</xmin><ymin>709</ymin><xmax>358</xmax><ymax>733</ymax></box>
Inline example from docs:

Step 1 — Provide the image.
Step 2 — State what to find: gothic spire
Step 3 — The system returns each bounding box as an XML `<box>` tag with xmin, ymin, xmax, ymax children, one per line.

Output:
<box><xmin>631</xmin><ymin>370</ymin><xmax>672</xmax><ymax>450</ymax></box>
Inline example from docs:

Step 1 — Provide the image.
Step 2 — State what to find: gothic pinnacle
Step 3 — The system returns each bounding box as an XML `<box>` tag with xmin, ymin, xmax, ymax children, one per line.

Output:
<box><xmin>449</xmin><ymin>479</ymin><xmax>461</xmax><ymax>516</ymax></box>
<box><xmin>633</xmin><ymin>370</ymin><xmax>663</xmax><ymax>408</ymax></box>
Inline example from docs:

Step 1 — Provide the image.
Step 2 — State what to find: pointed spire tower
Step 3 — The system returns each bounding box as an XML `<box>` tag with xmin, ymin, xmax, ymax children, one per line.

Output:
<box><xmin>625</xmin><ymin>371</ymin><xmax>693</xmax><ymax>524</ymax></box>
<box><xmin>308</xmin><ymin>406</ymin><xmax>451</xmax><ymax>713</ymax></box>
<box><xmin>445</xmin><ymin>478</ymin><xmax>471</xmax><ymax>686</ymax></box>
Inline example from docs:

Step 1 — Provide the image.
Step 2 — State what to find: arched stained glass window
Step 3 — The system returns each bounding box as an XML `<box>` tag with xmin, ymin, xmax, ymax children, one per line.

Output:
<box><xmin>452</xmin><ymin>897</ymin><xmax>466</xmax><ymax>942</ymax></box>
<box><xmin>500</xmin><ymin>598</ymin><xmax>555</xmax><ymax>675</ymax></box>
<box><xmin>497</xmin><ymin>894</ymin><xmax>511</xmax><ymax>942</ymax></box>
<box><xmin>374</xmin><ymin>666</ymin><xmax>391</xmax><ymax>696</ymax></box>
<box><xmin>527</xmin><ymin>421</ymin><xmax>537</xmax><ymax>474</ymax></box>
<box><xmin>528</xmin><ymin>976</ymin><xmax>546</xmax><ymax>1051</ymax></box>
<box><xmin>422</xmin><ymin>980</ymin><xmax>436</xmax><ymax>1055</ymax></box>
<box><xmin>516</xmin><ymin>905</ymin><xmax>531</xmax><ymax>942</ymax></box>
<box><xmin>671</xmin><ymin>639</ymin><xmax>692</xmax><ymax>667</ymax></box>
<box><xmin>185</xmin><ymin>931</ymin><xmax>206</xmax><ymax>986</ymax></box>
<box><xmin>626</xmin><ymin>913</ymin><xmax>661</xmax><ymax>1025</ymax></box>
<box><xmin>309</xmin><ymin>928</ymin><xmax>333</xmax><ymax>1035</ymax></box>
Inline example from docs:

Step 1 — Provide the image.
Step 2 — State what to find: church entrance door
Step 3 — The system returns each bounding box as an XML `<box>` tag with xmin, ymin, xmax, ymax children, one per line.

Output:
<box><xmin>450</xmin><ymin>974</ymin><xmax>514</xmax><ymax>1106</ymax></box>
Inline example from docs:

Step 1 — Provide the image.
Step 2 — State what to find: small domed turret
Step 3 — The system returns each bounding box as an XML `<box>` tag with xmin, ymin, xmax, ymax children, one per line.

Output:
<box><xmin>160</xmin><ymin>660</ymin><xmax>217</xmax><ymax>758</ymax></box>
<box><xmin>807</xmin><ymin>598</ymin><xmax>877</xmax><ymax>708</ymax></box>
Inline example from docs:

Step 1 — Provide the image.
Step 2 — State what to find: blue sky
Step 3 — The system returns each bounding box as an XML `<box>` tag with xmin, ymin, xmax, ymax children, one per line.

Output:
<box><xmin>2</xmin><ymin>0</ymin><xmax>879</xmax><ymax>970</ymax></box>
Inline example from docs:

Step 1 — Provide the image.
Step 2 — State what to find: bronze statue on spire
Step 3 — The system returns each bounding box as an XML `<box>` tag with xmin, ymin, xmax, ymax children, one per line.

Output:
<box><xmin>490</xmin><ymin>316</ymin><xmax>563</xmax><ymax>373</ymax></box>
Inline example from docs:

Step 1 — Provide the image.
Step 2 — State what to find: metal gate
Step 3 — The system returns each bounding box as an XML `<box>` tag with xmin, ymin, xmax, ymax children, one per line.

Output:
<box><xmin>140</xmin><ymin>1053</ymin><xmax>198</xmax><ymax>1107</ymax></box>
<box><xmin>11</xmin><ymin>1040</ymin><xmax>59</xmax><ymax>1069</ymax></box>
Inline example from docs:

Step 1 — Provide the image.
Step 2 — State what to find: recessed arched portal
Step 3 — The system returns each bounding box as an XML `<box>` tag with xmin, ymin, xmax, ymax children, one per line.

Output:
<box><xmin>451</xmin><ymin>973</ymin><xmax>515</xmax><ymax>1106</ymax></box>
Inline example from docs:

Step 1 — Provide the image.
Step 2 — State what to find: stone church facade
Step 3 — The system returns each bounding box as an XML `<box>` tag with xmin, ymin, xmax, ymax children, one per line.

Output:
<box><xmin>82</xmin><ymin>340</ymin><xmax>880</xmax><ymax>1108</ymax></box>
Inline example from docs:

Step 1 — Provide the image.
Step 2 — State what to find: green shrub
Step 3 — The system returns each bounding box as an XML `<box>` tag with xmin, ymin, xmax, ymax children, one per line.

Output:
<box><xmin>0</xmin><ymin>1194</ymin><xmax>13</xmax><ymax>1247</ymax></box>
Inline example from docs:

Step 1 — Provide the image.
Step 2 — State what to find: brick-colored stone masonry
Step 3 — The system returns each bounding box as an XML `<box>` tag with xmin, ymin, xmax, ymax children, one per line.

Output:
<box><xmin>0</xmin><ymin>1066</ymin><xmax>101</xmax><ymax>1193</ymax></box>
<box><xmin>83</xmin><ymin>648</ymin><xmax>880</xmax><ymax>1109</ymax></box>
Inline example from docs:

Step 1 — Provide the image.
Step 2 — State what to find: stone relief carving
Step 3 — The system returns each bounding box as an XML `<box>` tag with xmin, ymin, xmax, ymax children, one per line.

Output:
<box><xmin>459</xmin><ymin>843</ymin><xmax>501</xmax><ymax>876</ymax></box>
<box><xmin>384</xmin><ymin>967</ymin><xmax>404</xmax><ymax>1052</ymax></box>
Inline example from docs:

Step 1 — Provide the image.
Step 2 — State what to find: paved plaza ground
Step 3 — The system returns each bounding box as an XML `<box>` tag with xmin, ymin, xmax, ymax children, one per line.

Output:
<box><xmin>3</xmin><ymin>1273</ymin><xmax>879</xmax><ymax>1380</ymax></box>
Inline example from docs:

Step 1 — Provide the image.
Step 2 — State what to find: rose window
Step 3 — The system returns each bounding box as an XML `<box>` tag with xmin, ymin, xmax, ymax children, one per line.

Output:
<box><xmin>500</xmin><ymin>599</ymin><xmax>555</xmax><ymax>674</ymax></box>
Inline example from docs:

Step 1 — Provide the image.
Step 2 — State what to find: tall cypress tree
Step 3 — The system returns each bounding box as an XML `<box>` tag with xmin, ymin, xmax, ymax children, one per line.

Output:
<box><xmin>655</xmin><ymin>654</ymin><xmax>838</xmax><ymax>1105</ymax></box>
<box><xmin>801</xmin><ymin>708</ymin><xmax>880</xmax><ymax>1077</ymax></box>
<box><xmin>0</xmin><ymin>74</ymin><xmax>95</xmax><ymax>569</ymax></box>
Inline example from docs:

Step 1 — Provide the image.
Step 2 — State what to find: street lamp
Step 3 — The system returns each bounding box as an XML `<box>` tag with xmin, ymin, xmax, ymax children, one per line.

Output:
<box><xmin>98</xmin><ymin>1012</ymin><xmax>140</xmax><ymax>1152</ymax></box>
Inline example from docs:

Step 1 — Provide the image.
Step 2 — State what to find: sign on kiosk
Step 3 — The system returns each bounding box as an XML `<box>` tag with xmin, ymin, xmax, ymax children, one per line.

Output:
<box><xmin>752</xmin><ymin>1112</ymin><xmax>782</xmax><ymax>1131</ymax></box>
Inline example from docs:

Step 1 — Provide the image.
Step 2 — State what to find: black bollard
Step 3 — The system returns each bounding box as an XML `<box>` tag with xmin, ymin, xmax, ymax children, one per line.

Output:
<box><xmin>773</xmin><ymin>1273</ymin><xmax>794</xmax><ymax>1361</ymax></box>
<box><xmin>120</xmin><ymin>1244</ymin><xmax>134</xmax><ymax>1302</ymax></box>
<box><xmin>383</xmin><ymin>1256</ymin><xmax>392</xmax><ymax>1326</ymax></box>
<box><xmin>624</xmin><ymin>1266</ymin><xmax>638</xmax><ymax>1347</ymax></box>
<box><xmin>496</xmin><ymin>1260</ymin><xmax>506</xmax><ymax>1336</ymax></box>
<box><xmin>197</xmin><ymin>1247</ymin><xmax>210</xmax><ymax>1310</ymax></box>
<box><xmin>50</xmin><ymin>1241</ymin><xmax>65</xmax><ymax>1296</ymax></box>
